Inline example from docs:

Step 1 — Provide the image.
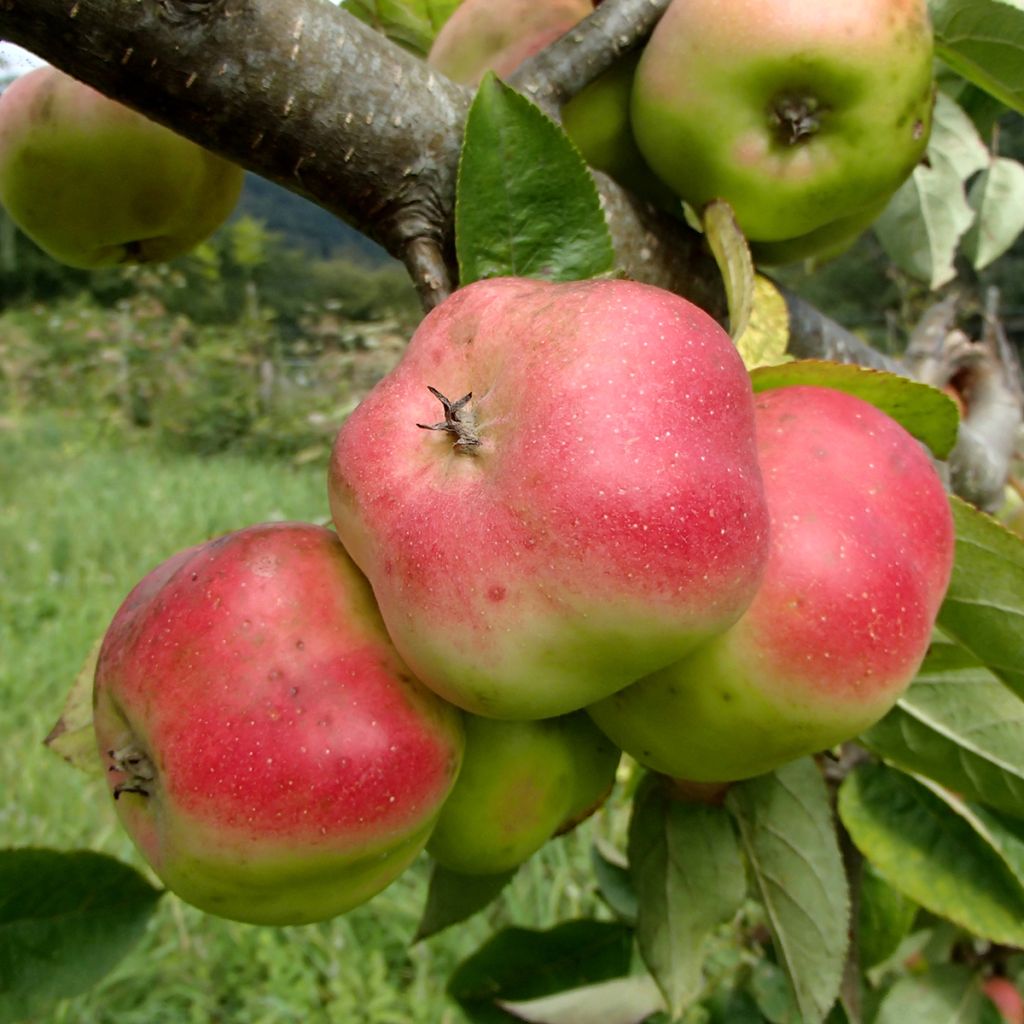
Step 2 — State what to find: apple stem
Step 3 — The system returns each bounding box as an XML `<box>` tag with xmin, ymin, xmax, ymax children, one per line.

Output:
<box><xmin>417</xmin><ymin>386</ymin><xmax>481</xmax><ymax>452</ymax></box>
<box><xmin>769</xmin><ymin>94</ymin><xmax>823</xmax><ymax>145</ymax></box>
<box><xmin>108</xmin><ymin>744</ymin><xmax>156</xmax><ymax>799</ymax></box>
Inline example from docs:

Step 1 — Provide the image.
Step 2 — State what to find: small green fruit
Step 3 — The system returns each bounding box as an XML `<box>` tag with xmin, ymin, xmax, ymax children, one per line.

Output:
<box><xmin>0</xmin><ymin>67</ymin><xmax>243</xmax><ymax>268</ymax></box>
<box><xmin>427</xmin><ymin>712</ymin><xmax>619</xmax><ymax>875</ymax></box>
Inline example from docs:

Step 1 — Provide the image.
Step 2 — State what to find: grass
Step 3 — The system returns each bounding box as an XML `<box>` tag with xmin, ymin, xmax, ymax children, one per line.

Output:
<box><xmin>0</xmin><ymin>411</ymin><xmax>607</xmax><ymax>1023</ymax></box>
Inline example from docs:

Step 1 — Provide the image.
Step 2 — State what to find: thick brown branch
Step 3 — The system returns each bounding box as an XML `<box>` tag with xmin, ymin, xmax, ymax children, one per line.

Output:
<box><xmin>510</xmin><ymin>0</ymin><xmax>671</xmax><ymax>112</ymax></box>
<box><xmin>906</xmin><ymin>291</ymin><xmax>1024</xmax><ymax>510</ymax></box>
<box><xmin>0</xmin><ymin>0</ymin><xmax>469</xmax><ymax>298</ymax></box>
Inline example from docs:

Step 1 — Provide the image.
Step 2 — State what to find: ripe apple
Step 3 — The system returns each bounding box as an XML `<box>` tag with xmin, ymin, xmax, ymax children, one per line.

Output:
<box><xmin>428</xmin><ymin>0</ymin><xmax>594</xmax><ymax>86</ymax></box>
<box><xmin>984</xmin><ymin>977</ymin><xmax>1024</xmax><ymax>1024</ymax></box>
<box><xmin>328</xmin><ymin>276</ymin><xmax>770</xmax><ymax>720</ymax></box>
<box><xmin>589</xmin><ymin>385</ymin><xmax>955</xmax><ymax>782</ymax></box>
<box><xmin>630</xmin><ymin>0</ymin><xmax>934</xmax><ymax>247</ymax></box>
<box><xmin>93</xmin><ymin>522</ymin><xmax>464</xmax><ymax>925</ymax></box>
<box><xmin>427</xmin><ymin>711</ymin><xmax>620</xmax><ymax>875</ymax></box>
<box><xmin>0</xmin><ymin>66</ymin><xmax>244</xmax><ymax>269</ymax></box>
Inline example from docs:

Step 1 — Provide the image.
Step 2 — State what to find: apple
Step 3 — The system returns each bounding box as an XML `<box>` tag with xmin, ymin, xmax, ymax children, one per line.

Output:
<box><xmin>0</xmin><ymin>66</ymin><xmax>244</xmax><ymax>269</ymax></box>
<box><xmin>428</xmin><ymin>0</ymin><xmax>594</xmax><ymax>86</ymax></box>
<box><xmin>93</xmin><ymin>522</ymin><xmax>464</xmax><ymax>925</ymax></box>
<box><xmin>328</xmin><ymin>276</ymin><xmax>770</xmax><ymax>720</ymax></box>
<box><xmin>749</xmin><ymin>196</ymin><xmax>890</xmax><ymax>267</ymax></box>
<box><xmin>984</xmin><ymin>977</ymin><xmax>1024</xmax><ymax>1024</ymax></box>
<box><xmin>589</xmin><ymin>385</ymin><xmax>955</xmax><ymax>782</ymax></box>
<box><xmin>561</xmin><ymin>53</ymin><xmax>680</xmax><ymax>213</ymax></box>
<box><xmin>427</xmin><ymin>711</ymin><xmax>620</xmax><ymax>875</ymax></box>
<box><xmin>630</xmin><ymin>0</ymin><xmax>934</xmax><ymax>248</ymax></box>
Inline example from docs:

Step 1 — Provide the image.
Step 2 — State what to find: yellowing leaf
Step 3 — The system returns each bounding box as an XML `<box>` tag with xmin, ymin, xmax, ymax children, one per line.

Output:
<box><xmin>736</xmin><ymin>275</ymin><xmax>791</xmax><ymax>370</ymax></box>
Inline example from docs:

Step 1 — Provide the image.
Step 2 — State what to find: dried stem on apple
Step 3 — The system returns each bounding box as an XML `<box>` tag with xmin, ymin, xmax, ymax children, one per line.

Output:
<box><xmin>417</xmin><ymin>387</ymin><xmax>482</xmax><ymax>451</ymax></box>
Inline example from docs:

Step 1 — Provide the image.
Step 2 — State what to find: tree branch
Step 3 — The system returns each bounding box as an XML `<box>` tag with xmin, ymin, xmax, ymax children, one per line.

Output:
<box><xmin>509</xmin><ymin>0</ymin><xmax>671</xmax><ymax>113</ymax></box>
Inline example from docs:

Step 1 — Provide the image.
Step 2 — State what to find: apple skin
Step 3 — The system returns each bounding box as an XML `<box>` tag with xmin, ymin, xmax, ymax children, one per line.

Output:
<box><xmin>328</xmin><ymin>276</ymin><xmax>770</xmax><ymax>720</ymax></box>
<box><xmin>93</xmin><ymin>522</ymin><xmax>464</xmax><ymax>925</ymax></box>
<box><xmin>631</xmin><ymin>0</ymin><xmax>934</xmax><ymax>244</ymax></box>
<box><xmin>427</xmin><ymin>711</ymin><xmax>619</xmax><ymax>875</ymax></box>
<box><xmin>0</xmin><ymin>67</ymin><xmax>243</xmax><ymax>269</ymax></box>
<box><xmin>984</xmin><ymin>977</ymin><xmax>1024</xmax><ymax>1024</ymax></box>
<box><xmin>561</xmin><ymin>53</ymin><xmax>680</xmax><ymax>213</ymax></box>
<box><xmin>428</xmin><ymin>0</ymin><xmax>594</xmax><ymax>86</ymax></box>
<box><xmin>749</xmin><ymin>196</ymin><xmax>890</xmax><ymax>267</ymax></box>
<box><xmin>589</xmin><ymin>385</ymin><xmax>955</xmax><ymax>782</ymax></box>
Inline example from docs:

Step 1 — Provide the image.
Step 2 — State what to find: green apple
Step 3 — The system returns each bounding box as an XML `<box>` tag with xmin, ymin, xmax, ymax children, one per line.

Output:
<box><xmin>561</xmin><ymin>53</ymin><xmax>680</xmax><ymax>212</ymax></box>
<box><xmin>427</xmin><ymin>712</ymin><xmax>620</xmax><ymax>875</ymax></box>
<box><xmin>630</xmin><ymin>0</ymin><xmax>934</xmax><ymax>246</ymax></box>
<box><xmin>428</xmin><ymin>0</ymin><xmax>594</xmax><ymax>86</ymax></box>
<box><xmin>93</xmin><ymin>522</ymin><xmax>464</xmax><ymax>925</ymax></box>
<box><xmin>749</xmin><ymin>196</ymin><xmax>890</xmax><ymax>266</ymax></box>
<box><xmin>0</xmin><ymin>66</ymin><xmax>244</xmax><ymax>269</ymax></box>
<box><xmin>589</xmin><ymin>385</ymin><xmax>955</xmax><ymax>782</ymax></box>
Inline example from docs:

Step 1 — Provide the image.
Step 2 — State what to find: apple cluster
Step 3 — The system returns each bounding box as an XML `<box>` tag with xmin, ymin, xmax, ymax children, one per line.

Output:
<box><xmin>430</xmin><ymin>0</ymin><xmax>936</xmax><ymax>264</ymax></box>
<box><xmin>0</xmin><ymin>67</ymin><xmax>243</xmax><ymax>269</ymax></box>
<box><xmin>93</xmin><ymin>276</ymin><xmax>954</xmax><ymax>926</ymax></box>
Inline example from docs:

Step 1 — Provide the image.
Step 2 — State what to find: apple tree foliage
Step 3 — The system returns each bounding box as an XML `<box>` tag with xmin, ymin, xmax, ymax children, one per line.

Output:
<box><xmin>1</xmin><ymin>1</ymin><xmax>1024</xmax><ymax>1022</ymax></box>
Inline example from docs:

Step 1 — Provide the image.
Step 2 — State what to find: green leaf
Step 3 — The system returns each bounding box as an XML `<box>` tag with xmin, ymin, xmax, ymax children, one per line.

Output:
<box><xmin>414</xmin><ymin>862</ymin><xmax>517</xmax><ymax>942</ymax></box>
<box><xmin>750</xmin><ymin>960</ymin><xmax>802</xmax><ymax>1024</ymax></box>
<box><xmin>499</xmin><ymin>975</ymin><xmax>666</xmax><ymax>1024</ymax></box>
<box><xmin>0</xmin><ymin>849</ymin><xmax>162</xmax><ymax>1024</ymax></box>
<box><xmin>43</xmin><ymin>639</ymin><xmax>103</xmax><ymax>776</ymax></box>
<box><xmin>930</xmin><ymin>789</ymin><xmax>1024</xmax><ymax>889</ymax></box>
<box><xmin>928</xmin><ymin>92</ymin><xmax>991</xmax><ymax>183</ymax></box>
<box><xmin>590</xmin><ymin>840</ymin><xmax>637</xmax><ymax>926</ymax></box>
<box><xmin>456</xmin><ymin>74</ymin><xmax>615</xmax><ymax>285</ymax></box>
<box><xmin>838</xmin><ymin>762</ymin><xmax>1024</xmax><ymax>946</ymax></box>
<box><xmin>703</xmin><ymin>199</ymin><xmax>755</xmax><ymax>340</ymax></box>
<box><xmin>963</xmin><ymin>157</ymin><xmax>1024</xmax><ymax>269</ymax></box>
<box><xmin>937</xmin><ymin>496</ymin><xmax>1024</xmax><ymax>699</ymax></box>
<box><xmin>858</xmin><ymin>861</ymin><xmax>919</xmax><ymax>970</ymax></box>
<box><xmin>749</xmin><ymin>360</ymin><xmax>960</xmax><ymax>460</ymax></box>
<box><xmin>448</xmin><ymin>920</ymin><xmax>634</xmax><ymax>1024</ymax></box>
<box><xmin>726</xmin><ymin>759</ymin><xmax>849</xmax><ymax>1024</ymax></box>
<box><xmin>863</xmin><ymin>639</ymin><xmax>1024</xmax><ymax>819</ymax></box>
<box><xmin>873</xmin><ymin>964</ymin><xmax>984</xmax><ymax>1024</ymax></box>
<box><xmin>627</xmin><ymin>776</ymin><xmax>746</xmax><ymax>1017</ymax></box>
<box><xmin>342</xmin><ymin>0</ymin><xmax>460</xmax><ymax>54</ymax></box>
<box><xmin>929</xmin><ymin>0</ymin><xmax>1024</xmax><ymax>114</ymax></box>
<box><xmin>874</xmin><ymin>151</ymin><xmax>975</xmax><ymax>289</ymax></box>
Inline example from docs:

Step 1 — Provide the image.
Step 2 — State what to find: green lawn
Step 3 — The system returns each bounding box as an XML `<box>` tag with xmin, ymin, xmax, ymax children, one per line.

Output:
<box><xmin>0</xmin><ymin>412</ymin><xmax>606</xmax><ymax>1023</ymax></box>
